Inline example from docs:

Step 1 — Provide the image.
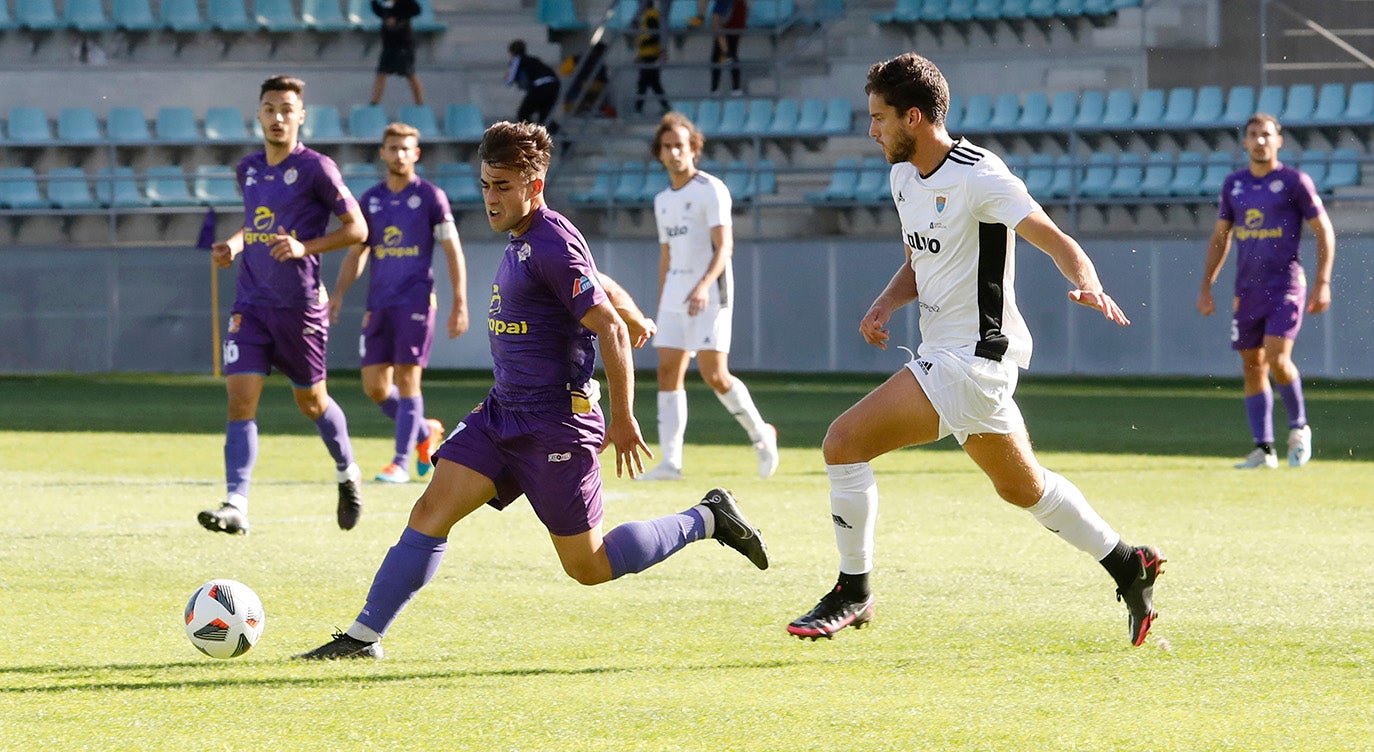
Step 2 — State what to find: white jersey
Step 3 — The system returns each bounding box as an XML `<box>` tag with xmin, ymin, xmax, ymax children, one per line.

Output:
<box><xmin>890</xmin><ymin>139</ymin><xmax>1040</xmax><ymax>369</ymax></box>
<box><xmin>653</xmin><ymin>170</ymin><xmax>733</xmax><ymax>314</ymax></box>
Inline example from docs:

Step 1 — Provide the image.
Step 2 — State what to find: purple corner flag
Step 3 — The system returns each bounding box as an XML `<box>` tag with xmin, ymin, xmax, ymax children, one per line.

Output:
<box><xmin>196</xmin><ymin>208</ymin><xmax>216</xmax><ymax>251</ymax></box>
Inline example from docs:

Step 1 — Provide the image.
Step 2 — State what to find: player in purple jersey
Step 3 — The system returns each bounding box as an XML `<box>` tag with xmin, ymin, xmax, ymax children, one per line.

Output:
<box><xmin>330</xmin><ymin>122</ymin><xmax>470</xmax><ymax>485</ymax></box>
<box><xmin>1198</xmin><ymin>114</ymin><xmax>1335</xmax><ymax>470</ymax></box>
<box><xmin>297</xmin><ymin>121</ymin><xmax>769</xmax><ymax>660</ymax></box>
<box><xmin>198</xmin><ymin>75</ymin><xmax>369</xmax><ymax>536</ymax></box>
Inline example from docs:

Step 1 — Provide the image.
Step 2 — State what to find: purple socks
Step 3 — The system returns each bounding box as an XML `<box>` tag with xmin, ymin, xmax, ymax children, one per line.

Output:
<box><xmin>395</xmin><ymin>395</ymin><xmax>425</xmax><ymax>465</ymax></box>
<box><xmin>224</xmin><ymin>419</ymin><xmax>258</xmax><ymax>499</ymax></box>
<box><xmin>1244</xmin><ymin>391</ymin><xmax>1274</xmax><ymax>445</ymax></box>
<box><xmin>604</xmin><ymin>508</ymin><xmax>708</xmax><ymax>579</ymax></box>
<box><xmin>356</xmin><ymin>527</ymin><xmax>448</xmax><ymax>636</ymax></box>
<box><xmin>314</xmin><ymin>398</ymin><xmax>355</xmax><ymax>471</ymax></box>
<box><xmin>1276</xmin><ymin>378</ymin><xmax>1307</xmax><ymax>429</ymax></box>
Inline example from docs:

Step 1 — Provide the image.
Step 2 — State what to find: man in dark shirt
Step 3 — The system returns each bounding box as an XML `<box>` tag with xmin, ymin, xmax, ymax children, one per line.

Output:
<box><xmin>505</xmin><ymin>39</ymin><xmax>561</xmax><ymax>126</ymax></box>
<box><xmin>370</xmin><ymin>0</ymin><xmax>424</xmax><ymax>106</ymax></box>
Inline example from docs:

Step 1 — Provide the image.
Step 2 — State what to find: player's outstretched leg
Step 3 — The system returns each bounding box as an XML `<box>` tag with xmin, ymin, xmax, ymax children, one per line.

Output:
<box><xmin>700</xmin><ymin>488</ymin><xmax>769</xmax><ymax>570</ymax></box>
<box><xmin>294</xmin><ymin>629</ymin><xmax>383</xmax><ymax>660</ymax></box>
<box><xmin>416</xmin><ymin>418</ymin><xmax>445</xmax><ymax>478</ymax></box>
<box><xmin>1115</xmin><ymin>545</ymin><xmax>1166</xmax><ymax>647</ymax></box>
<box><xmin>786</xmin><ymin>575</ymin><xmax>875</xmax><ymax>640</ymax></box>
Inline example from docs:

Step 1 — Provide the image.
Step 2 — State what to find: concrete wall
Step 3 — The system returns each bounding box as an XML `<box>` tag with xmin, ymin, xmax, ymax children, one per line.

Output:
<box><xmin>3</xmin><ymin>231</ymin><xmax>1369</xmax><ymax>379</ymax></box>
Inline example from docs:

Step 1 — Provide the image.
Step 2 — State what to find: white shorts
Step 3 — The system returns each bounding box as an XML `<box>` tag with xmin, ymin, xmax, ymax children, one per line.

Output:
<box><xmin>652</xmin><ymin>307</ymin><xmax>733</xmax><ymax>354</ymax></box>
<box><xmin>905</xmin><ymin>348</ymin><xmax>1025</xmax><ymax>444</ymax></box>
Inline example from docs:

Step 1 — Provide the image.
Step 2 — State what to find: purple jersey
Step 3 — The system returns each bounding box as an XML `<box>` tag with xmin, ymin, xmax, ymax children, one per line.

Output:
<box><xmin>487</xmin><ymin>206</ymin><xmax>608</xmax><ymax>408</ymax></box>
<box><xmin>234</xmin><ymin>143</ymin><xmax>358</xmax><ymax>308</ymax></box>
<box><xmin>359</xmin><ymin>177</ymin><xmax>454</xmax><ymax>309</ymax></box>
<box><xmin>1217</xmin><ymin>164</ymin><xmax>1324</xmax><ymax>294</ymax></box>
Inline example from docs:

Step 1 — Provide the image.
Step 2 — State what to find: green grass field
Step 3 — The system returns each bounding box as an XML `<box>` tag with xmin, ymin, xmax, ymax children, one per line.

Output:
<box><xmin>2</xmin><ymin>373</ymin><xmax>1372</xmax><ymax>751</ymax></box>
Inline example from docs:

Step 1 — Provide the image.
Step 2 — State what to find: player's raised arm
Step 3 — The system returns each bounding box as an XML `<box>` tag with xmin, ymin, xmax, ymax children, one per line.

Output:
<box><xmin>1015</xmin><ymin>210</ymin><xmax>1130</xmax><ymax>326</ymax></box>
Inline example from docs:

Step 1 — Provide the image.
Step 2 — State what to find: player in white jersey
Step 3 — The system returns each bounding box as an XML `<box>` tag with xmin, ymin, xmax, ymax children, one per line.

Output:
<box><xmin>786</xmin><ymin>53</ymin><xmax>1165</xmax><ymax>648</ymax></box>
<box><xmin>637</xmin><ymin>112</ymin><xmax>779</xmax><ymax>481</ymax></box>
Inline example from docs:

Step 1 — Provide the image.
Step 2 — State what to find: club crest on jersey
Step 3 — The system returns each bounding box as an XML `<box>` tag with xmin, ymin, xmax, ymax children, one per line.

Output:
<box><xmin>227</xmin><ymin>314</ymin><xmax>242</xmax><ymax>333</ymax></box>
<box><xmin>284</xmin><ymin>167</ymin><xmax>298</xmax><ymax>186</ymax></box>
<box><xmin>572</xmin><ymin>275</ymin><xmax>595</xmax><ymax>297</ymax></box>
<box><xmin>516</xmin><ymin>242</ymin><xmax>531</xmax><ymax>262</ymax></box>
<box><xmin>1269</xmin><ymin>179</ymin><xmax>1283</xmax><ymax>193</ymax></box>
<box><xmin>408</xmin><ymin>194</ymin><xmax>422</xmax><ymax>209</ymax></box>
<box><xmin>935</xmin><ymin>195</ymin><xmax>947</xmax><ymax>213</ymax></box>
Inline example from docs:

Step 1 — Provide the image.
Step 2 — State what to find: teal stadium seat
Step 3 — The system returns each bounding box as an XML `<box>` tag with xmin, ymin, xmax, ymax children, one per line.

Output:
<box><xmin>0</xmin><ymin>0</ymin><xmax>13</xmax><ymax>30</ymax></box>
<box><xmin>740</xmin><ymin>99</ymin><xmax>774</xmax><ymax>137</ymax></box>
<box><xmin>570</xmin><ymin>159</ymin><xmax>615</xmax><ymax>205</ymax></box>
<box><xmin>1076</xmin><ymin>152</ymin><xmax>1115</xmax><ymax>198</ymax></box>
<box><xmin>1188</xmin><ymin>85</ymin><xmax>1224</xmax><ymax>128</ymax></box>
<box><xmin>537</xmin><ymin>0</ymin><xmax>586</xmax><ymax>31</ymax></box>
<box><xmin>766</xmin><ymin>98</ymin><xmax>800</xmax><ymax>137</ymax></box>
<box><xmin>1297</xmin><ymin>149</ymin><xmax>1329</xmax><ymax>192</ymax></box>
<box><xmin>874</xmin><ymin>0</ymin><xmax>919</xmax><ymax>25</ymax></box>
<box><xmin>959</xmin><ymin>93</ymin><xmax>994</xmax><ymax>132</ymax></box>
<box><xmin>606</xmin><ymin>0</ymin><xmax>639</xmax><ymax>31</ymax></box>
<box><xmin>1026</xmin><ymin>0</ymin><xmax>1058</xmax><ymax>20</ymax></box>
<box><xmin>1255</xmin><ymin>85</ymin><xmax>1284</xmax><ymax>119</ymax></box>
<box><xmin>1343</xmin><ymin>82</ymin><xmax>1374</xmax><ymax>123</ymax></box>
<box><xmin>1022</xmin><ymin>153</ymin><xmax>1055</xmax><ymax>196</ymax></box>
<box><xmin>611</xmin><ymin>161</ymin><xmax>647</xmax><ymax>203</ymax></box>
<box><xmin>1132</xmin><ymin>88</ymin><xmax>1166</xmax><ymax>129</ymax></box>
<box><xmin>1048</xmin><ymin>153</ymin><xmax>1075</xmax><ymax>198</ymax></box>
<box><xmin>398</xmin><ymin>104</ymin><xmax>440</xmax><ymax>138</ymax></box>
<box><xmin>340</xmin><ymin>163</ymin><xmax>381</xmax><ymax>198</ymax></box>
<box><xmin>435</xmin><ymin>162</ymin><xmax>481</xmax><ymax>205</ymax></box>
<box><xmin>16</xmin><ymin>0</ymin><xmax>64</xmax><ymax>31</ymax></box>
<box><xmin>302</xmin><ymin>104</ymin><xmax>345</xmax><ymax>141</ymax></box>
<box><xmin>1280</xmin><ymin>83</ymin><xmax>1316</xmax><ymax>126</ymax></box>
<box><xmin>1043</xmin><ymin>90</ymin><xmax>1078</xmax><ymax>130</ymax></box>
<box><xmin>723</xmin><ymin>160</ymin><xmax>752</xmax><ymax>201</ymax></box>
<box><xmin>443</xmin><ymin>104</ymin><xmax>485</xmax><ymax>141</ymax></box>
<box><xmin>155</xmin><ymin>106</ymin><xmax>200</xmax><ymax>143</ymax></box>
<box><xmin>348</xmin><ymin>104</ymin><xmax>388</xmax><ymax>141</ymax></box>
<box><xmin>1199</xmin><ymin>151</ymin><xmax>1235</xmax><ymax>197</ymax></box>
<box><xmin>755</xmin><ymin>158</ymin><xmax>777</xmax><ymax>195</ymax></box>
<box><xmin>694</xmin><ymin>100</ymin><xmax>723</xmax><ymax>134</ymax></box>
<box><xmin>204</xmin><ymin>107</ymin><xmax>249</xmax><ymax>142</ymax></box>
<box><xmin>0</xmin><ymin>167</ymin><xmax>50</xmax><ymax>209</ymax></box>
<box><xmin>254</xmin><ymin>0</ymin><xmax>303</xmax><ymax>32</ymax></box>
<box><xmin>65</xmin><ymin>0</ymin><xmax>115</xmax><ymax>32</ymax></box>
<box><xmin>6</xmin><ymin>107</ymin><xmax>55</xmax><ymax>144</ymax></box>
<box><xmin>207</xmin><ymin>0</ymin><xmax>255</xmax><ymax>32</ymax></box>
<box><xmin>667</xmin><ymin>0</ymin><xmax>697</xmax><ymax>30</ymax></box>
<box><xmin>987</xmin><ymin>92</ymin><xmax>1021</xmax><ymax>131</ymax></box>
<box><xmin>145</xmin><ymin>166</ymin><xmax>197</xmax><ymax>207</ymax></box>
<box><xmin>411</xmin><ymin>0</ymin><xmax>444</xmax><ymax>32</ymax></box>
<box><xmin>794</xmin><ymin>97</ymin><xmax>826</xmax><ymax>135</ymax></box>
<box><xmin>1139</xmin><ymin>151</ymin><xmax>1174</xmax><ymax>197</ymax></box>
<box><xmin>944</xmin><ymin>0</ymin><xmax>977</xmax><ymax>25</ymax></box>
<box><xmin>641</xmin><ymin>167</ymin><xmax>670</xmax><ymax>200</ymax></box>
<box><xmin>194</xmin><ymin>165</ymin><xmax>242</xmax><ymax>206</ymax></box>
<box><xmin>1324</xmin><ymin>148</ymin><xmax>1361</xmax><ymax>190</ymax></box>
<box><xmin>945</xmin><ymin>93</ymin><xmax>963</xmax><ymax>132</ymax></box>
<box><xmin>1310</xmin><ymin>83</ymin><xmax>1347</xmax><ymax>125</ymax></box>
<box><xmin>854</xmin><ymin>156</ymin><xmax>892</xmax><ymax>203</ymax></box>
<box><xmin>1106</xmin><ymin>152</ymin><xmax>1144</xmax><ymax>197</ymax></box>
<box><xmin>345</xmin><ymin>0</ymin><xmax>379</xmax><ymax>30</ymax></box>
<box><xmin>1014</xmin><ymin>92</ymin><xmax>1050</xmax><ymax>132</ymax></box>
<box><xmin>1072</xmin><ymin>90</ymin><xmax>1105</xmax><ymax>130</ymax></box>
<box><xmin>713</xmin><ymin>99</ymin><xmax>749</xmax><ymax>138</ymax></box>
<box><xmin>1167</xmin><ymin>151</ymin><xmax>1204</xmax><ymax>197</ymax></box>
<box><xmin>58</xmin><ymin>107</ymin><xmax>103</xmax><ymax>144</ymax></box>
<box><xmin>300</xmin><ymin>0</ymin><xmax>350</xmax><ymax>31</ymax></box>
<box><xmin>1220</xmin><ymin>85</ymin><xmax>1255</xmax><ymax>128</ymax></box>
<box><xmin>113</xmin><ymin>0</ymin><xmax>157</xmax><ymax>31</ymax></box>
<box><xmin>96</xmin><ymin>166</ymin><xmax>145</xmax><ymax>207</ymax></box>
<box><xmin>672</xmin><ymin>100</ymin><xmax>698</xmax><ymax>124</ymax></box>
<box><xmin>822</xmin><ymin>97</ymin><xmax>853</xmax><ymax>134</ymax></box>
<box><xmin>47</xmin><ymin>167</ymin><xmax>100</xmax><ymax>210</ymax></box>
<box><xmin>1099</xmin><ymin>88</ymin><xmax>1135</xmax><ymax>130</ymax></box>
<box><xmin>747</xmin><ymin>0</ymin><xmax>795</xmax><ymax>29</ymax></box>
<box><xmin>806</xmin><ymin>157</ymin><xmax>859</xmax><ymax>203</ymax></box>
<box><xmin>159</xmin><ymin>0</ymin><xmax>210</xmax><ymax>33</ymax></box>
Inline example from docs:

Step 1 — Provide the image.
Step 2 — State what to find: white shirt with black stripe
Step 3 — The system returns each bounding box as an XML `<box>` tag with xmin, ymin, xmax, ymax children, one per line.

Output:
<box><xmin>889</xmin><ymin>139</ymin><xmax>1040</xmax><ymax>369</ymax></box>
<box><xmin>654</xmin><ymin>170</ymin><xmax>734</xmax><ymax>314</ymax></box>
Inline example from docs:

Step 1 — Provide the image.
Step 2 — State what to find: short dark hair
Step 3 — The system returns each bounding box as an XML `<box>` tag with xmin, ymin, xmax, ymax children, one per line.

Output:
<box><xmin>260</xmin><ymin>75</ymin><xmax>305</xmax><ymax>101</ymax></box>
<box><xmin>508</xmin><ymin>39</ymin><xmax>526</xmax><ymax>57</ymax></box>
<box><xmin>651</xmin><ymin>111</ymin><xmax>705</xmax><ymax>159</ymax></box>
<box><xmin>1246</xmin><ymin>112</ymin><xmax>1282</xmax><ymax>135</ymax></box>
<box><xmin>479</xmin><ymin>120</ymin><xmax>552</xmax><ymax>181</ymax></box>
<box><xmin>864</xmin><ymin>53</ymin><xmax>949</xmax><ymax>128</ymax></box>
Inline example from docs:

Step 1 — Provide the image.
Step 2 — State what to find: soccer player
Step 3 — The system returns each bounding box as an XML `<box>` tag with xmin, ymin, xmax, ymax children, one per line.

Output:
<box><xmin>637</xmin><ymin>112</ymin><xmax>779</xmax><ymax>482</ymax></box>
<box><xmin>296</xmin><ymin>121</ymin><xmax>768</xmax><ymax>660</ymax></box>
<box><xmin>329</xmin><ymin>122</ymin><xmax>470</xmax><ymax>485</ymax></box>
<box><xmin>1197</xmin><ymin>113</ymin><xmax>1335</xmax><ymax>470</ymax></box>
<box><xmin>199</xmin><ymin>75</ymin><xmax>369</xmax><ymax>535</ymax></box>
<box><xmin>786</xmin><ymin>53</ymin><xmax>1164</xmax><ymax>647</ymax></box>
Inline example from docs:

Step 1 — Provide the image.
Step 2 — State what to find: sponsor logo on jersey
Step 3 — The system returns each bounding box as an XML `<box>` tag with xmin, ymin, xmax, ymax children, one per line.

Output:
<box><xmin>572</xmin><ymin>274</ymin><xmax>595</xmax><ymax>297</ymax></box>
<box><xmin>487</xmin><ymin>284</ymin><xmax>530</xmax><ymax>335</ymax></box>
<box><xmin>904</xmin><ymin>229</ymin><xmax>942</xmax><ymax>254</ymax></box>
<box><xmin>1235</xmin><ymin>208</ymin><xmax>1283</xmax><ymax>241</ymax></box>
<box><xmin>244</xmin><ymin>207</ymin><xmax>298</xmax><ymax>246</ymax></box>
<box><xmin>666</xmin><ymin>224</ymin><xmax>690</xmax><ymax>237</ymax></box>
<box><xmin>373</xmin><ymin>226</ymin><xmax>420</xmax><ymax>259</ymax></box>
<box><xmin>547</xmin><ymin>452</ymin><xmax>572</xmax><ymax>463</ymax></box>
<box><xmin>915</xmin><ymin>359</ymin><xmax>933</xmax><ymax>374</ymax></box>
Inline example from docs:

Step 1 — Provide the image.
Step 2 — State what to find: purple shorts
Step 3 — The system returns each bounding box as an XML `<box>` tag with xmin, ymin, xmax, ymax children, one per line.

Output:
<box><xmin>224</xmin><ymin>303</ymin><xmax>330</xmax><ymax>387</ymax></box>
<box><xmin>360</xmin><ymin>302</ymin><xmax>436</xmax><ymax>368</ymax></box>
<box><xmin>1231</xmin><ymin>287</ymin><xmax>1305</xmax><ymax>351</ymax></box>
<box><xmin>432</xmin><ymin>395</ymin><xmax>606</xmax><ymax>537</ymax></box>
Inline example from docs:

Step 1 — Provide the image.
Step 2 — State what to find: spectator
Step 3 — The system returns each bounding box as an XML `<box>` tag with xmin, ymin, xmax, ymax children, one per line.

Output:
<box><xmin>693</xmin><ymin>0</ymin><xmax>748</xmax><ymax>95</ymax></box>
<box><xmin>505</xmin><ymin>39</ymin><xmax>562</xmax><ymax>126</ymax></box>
<box><xmin>369</xmin><ymin>0</ymin><xmax>425</xmax><ymax>106</ymax></box>
<box><xmin>634</xmin><ymin>0</ymin><xmax>671</xmax><ymax>115</ymax></box>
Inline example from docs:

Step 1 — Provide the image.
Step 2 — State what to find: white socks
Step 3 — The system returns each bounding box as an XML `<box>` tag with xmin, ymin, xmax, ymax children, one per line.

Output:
<box><xmin>1026</xmin><ymin>469</ymin><xmax>1120</xmax><ymax>560</ymax></box>
<box><xmin>827</xmin><ymin>462</ymin><xmax>879</xmax><ymax>574</ymax></box>
<box><xmin>656</xmin><ymin>390</ymin><xmax>687</xmax><ymax>470</ymax></box>
<box><xmin>716</xmin><ymin>378</ymin><xmax>767</xmax><ymax>443</ymax></box>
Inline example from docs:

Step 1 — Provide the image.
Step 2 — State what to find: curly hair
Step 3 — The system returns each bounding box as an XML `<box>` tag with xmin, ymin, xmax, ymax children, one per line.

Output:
<box><xmin>651</xmin><ymin>111</ymin><xmax>705</xmax><ymax>159</ymax></box>
<box><xmin>864</xmin><ymin>53</ymin><xmax>949</xmax><ymax>128</ymax></box>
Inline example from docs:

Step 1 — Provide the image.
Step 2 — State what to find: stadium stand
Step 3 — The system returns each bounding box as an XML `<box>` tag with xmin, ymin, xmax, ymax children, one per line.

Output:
<box><xmin>301</xmin><ymin>104</ymin><xmax>345</xmax><ymax>142</ymax></box>
<box><xmin>95</xmin><ymin>166</ymin><xmax>145</xmax><ymax>208</ymax></box>
<box><xmin>6</xmin><ymin>107</ymin><xmax>56</xmax><ymax>145</ymax></box>
<box><xmin>347</xmin><ymin>104</ymin><xmax>388</xmax><ymax>142</ymax></box>
<box><xmin>0</xmin><ymin>167</ymin><xmax>50</xmax><ymax>209</ymax></box>
<box><xmin>398</xmin><ymin>104</ymin><xmax>441</xmax><ymax>138</ymax></box>
<box><xmin>144</xmin><ymin>166</ymin><xmax>197</xmax><ymax>207</ymax></box>
<box><xmin>47</xmin><ymin>167</ymin><xmax>100</xmax><ymax>211</ymax></box>
<box><xmin>193</xmin><ymin>164</ymin><xmax>241</xmax><ymax>206</ymax></box>
<box><xmin>57</xmin><ymin>107</ymin><xmax>103</xmax><ymax>145</ymax></box>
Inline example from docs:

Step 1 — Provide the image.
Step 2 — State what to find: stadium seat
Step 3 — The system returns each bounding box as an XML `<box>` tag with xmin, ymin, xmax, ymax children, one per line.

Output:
<box><xmin>748</xmin><ymin>0</ymin><xmax>795</xmax><ymax>29</ymax></box>
<box><xmin>159</xmin><ymin>0</ymin><xmax>209</xmax><ymax>32</ymax></box>
<box><xmin>1014</xmin><ymin>91</ymin><xmax>1050</xmax><ymax>132</ymax></box>
<box><xmin>944</xmin><ymin>93</ymin><xmax>963</xmax><ymax>132</ymax></box>
<box><xmin>723</xmin><ymin>160</ymin><xmax>752</xmax><ymax>201</ymax></box>
<box><xmin>672</xmin><ymin>100</ymin><xmax>698</xmax><ymax>124</ymax></box>
<box><xmin>348</xmin><ymin>104</ymin><xmax>388</xmax><ymax>142</ymax></box>
<box><xmin>959</xmin><ymin>93</ymin><xmax>994</xmax><ymax>132</ymax></box>
<box><xmin>666</xmin><ymin>0</ymin><xmax>697</xmax><ymax>30</ymax></box>
<box><xmin>1297</xmin><ymin>149</ymin><xmax>1329</xmax><ymax>192</ymax></box>
<box><xmin>822</xmin><ymin>97</ymin><xmax>853</xmax><ymax>135</ymax></box>
<box><xmin>254</xmin><ymin>0</ymin><xmax>303</xmax><ymax>32</ymax></box>
<box><xmin>713</xmin><ymin>98</ymin><xmax>749</xmax><ymax>138</ymax></box>
<box><xmin>641</xmin><ymin>168</ymin><xmax>670</xmax><ymax>200</ymax></box>
<box><xmin>1343</xmin><ymin>82</ymin><xmax>1374</xmax><ymax>123</ymax></box>
<box><xmin>144</xmin><ymin>166</ymin><xmax>197</xmax><ymax>207</ymax></box>
<box><xmin>987</xmin><ymin>93</ymin><xmax>1022</xmax><ymax>131</ymax></box>
<box><xmin>1255</xmin><ymin>85</ymin><xmax>1284</xmax><ymax>119</ymax></box>
<box><xmin>1220</xmin><ymin>85</ymin><xmax>1255</xmax><ymax>128</ymax></box>
<box><xmin>107</xmin><ymin>107</ymin><xmax>152</xmax><ymax>143</ymax></box>
<box><xmin>1099</xmin><ymin>88</ymin><xmax>1134</xmax><ymax>131</ymax></box>
<box><xmin>806</xmin><ymin>158</ymin><xmax>859</xmax><ymax>203</ymax></box>
<box><xmin>443</xmin><ymin>104</ymin><xmax>485</xmax><ymax>141</ymax></box>
<box><xmin>1047</xmin><ymin>153</ymin><xmax>1075</xmax><ymax>198</ymax></box>
<box><xmin>694</xmin><ymin>100</ymin><xmax>722</xmax><ymax>135</ymax></box>
<box><xmin>874</xmin><ymin>0</ymin><xmax>919</xmax><ymax>25</ymax></box>
<box><xmin>1021</xmin><ymin>153</ymin><xmax>1056</xmax><ymax>196</ymax></box>
<box><xmin>1167</xmin><ymin>150</ymin><xmax>1205</xmax><ymax>197</ymax></box>
<box><xmin>206</xmin><ymin>0</ymin><xmax>255</xmax><ymax>32</ymax></box>
<box><xmin>1106</xmin><ymin>152</ymin><xmax>1144</xmax><ymax>197</ymax></box>
<box><xmin>1042</xmin><ymin>90</ymin><xmax>1078</xmax><ymax>131</ymax></box>
<box><xmin>434</xmin><ymin>162</ymin><xmax>481</xmax><ymax>205</ymax></box>
<box><xmin>155</xmin><ymin>106</ymin><xmax>200</xmax><ymax>143</ymax></box>
<box><xmin>47</xmin><ymin>167</ymin><xmax>100</xmax><ymax>210</ymax></box>
<box><xmin>344</xmin><ymin>0</ymin><xmax>378</xmax><ymax>30</ymax></box>
<box><xmin>411</xmin><ymin>0</ymin><xmax>444</xmax><ymax>32</ymax></box>
<box><xmin>1158</xmin><ymin>87</ymin><xmax>1194</xmax><ymax>129</ymax></box>
<box><xmin>765</xmin><ymin>98</ymin><xmax>800</xmax><ymax>137</ymax></box>
<box><xmin>1325</xmin><ymin>148</ymin><xmax>1361</xmax><ymax>190</ymax></box>
<box><xmin>112</xmin><ymin>0</ymin><xmax>157</xmax><ymax>31</ymax></box>
<box><xmin>537</xmin><ymin>0</ymin><xmax>586</xmax><ymax>31</ymax></box>
<box><xmin>740</xmin><ymin>99</ymin><xmax>774</xmax><ymax>137</ymax></box>
<box><xmin>1131</xmin><ymin>89</ymin><xmax>1166</xmax><ymax>130</ymax></box>
<box><xmin>853</xmin><ymin>156</ymin><xmax>891</xmax><ymax>203</ymax></box>
<box><xmin>204</xmin><ymin>107</ymin><xmax>249</xmax><ymax>142</ymax></box>
<box><xmin>1139</xmin><ymin>151</ymin><xmax>1174</xmax><ymax>197</ymax></box>
<box><xmin>94</xmin><ymin>166</ymin><xmax>144</xmax><ymax>207</ymax></box>
<box><xmin>794</xmin><ymin>97</ymin><xmax>826</xmax><ymax>136</ymax></box>
<box><xmin>1188</xmin><ymin>85</ymin><xmax>1224</xmax><ymax>128</ymax></box>
<box><xmin>1309</xmin><ymin>82</ymin><xmax>1347</xmax><ymax>124</ymax></box>
<box><xmin>300</xmin><ymin>0</ymin><xmax>350</xmax><ymax>31</ymax></box>
<box><xmin>1072</xmin><ymin>89</ymin><xmax>1105</xmax><ymax>130</ymax></box>
<box><xmin>301</xmin><ymin>104</ymin><xmax>344</xmax><ymax>141</ymax></box>
<box><xmin>1076</xmin><ymin>152</ymin><xmax>1115</xmax><ymax>198</ymax></box>
<box><xmin>193</xmin><ymin>164</ymin><xmax>241</xmax><ymax>206</ymax></box>
<box><xmin>340</xmin><ymin>162</ymin><xmax>380</xmax><ymax>198</ymax></box>
<box><xmin>64</xmin><ymin>0</ymin><xmax>115</xmax><ymax>33</ymax></box>
<box><xmin>1003</xmin><ymin>154</ymin><xmax>1027</xmax><ymax>179</ymax></box>
<box><xmin>57</xmin><ymin>107</ymin><xmax>103</xmax><ymax>144</ymax></box>
<box><xmin>1280</xmin><ymin>83</ymin><xmax>1316</xmax><ymax>126</ymax></box>
<box><xmin>15</xmin><ymin>0</ymin><xmax>64</xmax><ymax>31</ymax></box>
<box><xmin>0</xmin><ymin>167</ymin><xmax>50</xmax><ymax>209</ymax></box>
<box><xmin>755</xmin><ymin>158</ymin><xmax>777</xmax><ymax>195</ymax></box>
<box><xmin>570</xmin><ymin>159</ymin><xmax>615</xmax><ymax>205</ymax></box>
<box><xmin>1199</xmin><ymin>151</ymin><xmax>1235</xmax><ymax>197</ymax></box>
<box><xmin>398</xmin><ymin>104</ymin><xmax>440</xmax><ymax>138</ymax></box>
<box><xmin>611</xmin><ymin>160</ymin><xmax>647</xmax><ymax>203</ymax></box>
<box><xmin>605</xmin><ymin>0</ymin><xmax>639</xmax><ymax>30</ymax></box>
<box><xmin>6</xmin><ymin>107</ymin><xmax>54</xmax><ymax>144</ymax></box>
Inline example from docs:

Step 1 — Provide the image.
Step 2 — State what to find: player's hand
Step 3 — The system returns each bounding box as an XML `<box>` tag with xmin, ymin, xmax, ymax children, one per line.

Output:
<box><xmin>1307</xmin><ymin>281</ymin><xmax>1331</xmax><ymax>314</ymax></box>
<box><xmin>1197</xmin><ymin>288</ymin><xmax>1216</xmax><ymax>316</ymax></box>
<box><xmin>684</xmin><ymin>287</ymin><xmax>708</xmax><ymax>316</ymax></box>
<box><xmin>859</xmin><ymin>305</ymin><xmax>893</xmax><ymax>349</ymax></box>
<box><xmin>211</xmin><ymin>242</ymin><xmax>237</xmax><ymax>269</ymax></box>
<box><xmin>1068</xmin><ymin>289</ymin><xmax>1131</xmax><ymax>326</ymax></box>
<box><xmin>626</xmin><ymin>316</ymin><xmax>656</xmax><ymax>348</ymax></box>
<box><xmin>269</xmin><ymin>226</ymin><xmax>305</xmax><ymax>261</ymax></box>
<box><xmin>327</xmin><ymin>297</ymin><xmax>344</xmax><ymax>324</ymax></box>
<box><xmin>449</xmin><ymin>305</ymin><xmax>470</xmax><ymax>338</ymax></box>
<box><xmin>604</xmin><ymin>416</ymin><xmax>653</xmax><ymax>478</ymax></box>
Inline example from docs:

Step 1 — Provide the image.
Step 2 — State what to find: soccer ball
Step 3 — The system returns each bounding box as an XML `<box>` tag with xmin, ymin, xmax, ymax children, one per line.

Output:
<box><xmin>183</xmin><ymin>579</ymin><xmax>265</xmax><ymax>659</ymax></box>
